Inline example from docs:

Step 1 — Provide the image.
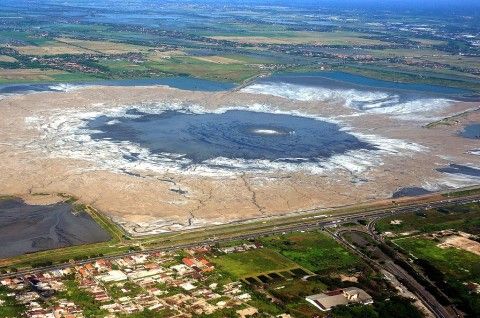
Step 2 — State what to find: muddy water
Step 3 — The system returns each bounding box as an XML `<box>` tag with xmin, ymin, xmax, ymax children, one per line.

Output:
<box><xmin>0</xmin><ymin>198</ymin><xmax>110</xmax><ymax>259</ymax></box>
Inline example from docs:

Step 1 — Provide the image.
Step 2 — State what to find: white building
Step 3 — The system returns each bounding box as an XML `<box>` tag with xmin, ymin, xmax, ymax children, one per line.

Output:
<box><xmin>306</xmin><ymin>287</ymin><xmax>373</xmax><ymax>311</ymax></box>
<box><xmin>97</xmin><ymin>270</ymin><xmax>128</xmax><ymax>283</ymax></box>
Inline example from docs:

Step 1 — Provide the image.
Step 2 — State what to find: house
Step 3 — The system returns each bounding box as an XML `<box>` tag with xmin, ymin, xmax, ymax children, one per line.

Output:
<box><xmin>97</xmin><ymin>270</ymin><xmax>128</xmax><ymax>283</ymax></box>
<box><xmin>182</xmin><ymin>257</ymin><xmax>214</xmax><ymax>272</ymax></box>
<box><xmin>180</xmin><ymin>282</ymin><xmax>196</xmax><ymax>291</ymax></box>
<box><xmin>306</xmin><ymin>287</ymin><xmax>373</xmax><ymax>311</ymax></box>
<box><xmin>170</xmin><ymin>264</ymin><xmax>192</xmax><ymax>276</ymax></box>
<box><xmin>182</xmin><ymin>258</ymin><xmax>195</xmax><ymax>267</ymax></box>
<box><xmin>236</xmin><ymin>307</ymin><xmax>258</xmax><ymax>318</ymax></box>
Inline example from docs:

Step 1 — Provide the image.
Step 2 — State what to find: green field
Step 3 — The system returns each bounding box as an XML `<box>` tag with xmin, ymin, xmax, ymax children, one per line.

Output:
<box><xmin>210</xmin><ymin>236</ymin><xmax>349</xmax><ymax>317</ymax></box>
<box><xmin>212</xmin><ymin>248</ymin><xmax>300</xmax><ymax>278</ymax></box>
<box><xmin>2</xmin><ymin>28</ymin><xmax>479</xmax><ymax>88</ymax></box>
<box><xmin>445</xmin><ymin>188</ymin><xmax>480</xmax><ymax>198</ymax></box>
<box><xmin>376</xmin><ymin>202</ymin><xmax>480</xmax><ymax>236</ymax></box>
<box><xmin>267</xmin><ymin>278</ymin><xmax>328</xmax><ymax>318</ymax></box>
<box><xmin>393</xmin><ymin>234</ymin><xmax>480</xmax><ymax>315</ymax></box>
<box><xmin>0</xmin><ymin>69</ymin><xmax>104</xmax><ymax>84</ymax></box>
<box><xmin>1</xmin><ymin>0</ymin><xmax>479</xmax><ymax>92</ymax></box>
<box><xmin>269</xmin><ymin>278</ymin><xmax>327</xmax><ymax>302</ymax></box>
<box><xmin>394</xmin><ymin>237</ymin><xmax>480</xmax><ymax>283</ymax></box>
<box><xmin>261</xmin><ymin>231</ymin><xmax>362</xmax><ymax>274</ymax></box>
<box><xmin>94</xmin><ymin>54</ymin><xmax>265</xmax><ymax>83</ymax></box>
<box><xmin>142</xmin><ymin>57</ymin><xmax>262</xmax><ymax>83</ymax></box>
<box><xmin>0</xmin><ymin>286</ymin><xmax>25</xmax><ymax>318</ymax></box>
<box><xmin>381</xmin><ymin>201</ymin><xmax>480</xmax><ymax>317</ymax></box>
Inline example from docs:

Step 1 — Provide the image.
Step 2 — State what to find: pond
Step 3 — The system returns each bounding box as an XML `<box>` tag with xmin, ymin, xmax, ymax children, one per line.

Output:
<box><xmin>0</xmin><ymin>198</ymin><xmax>110</xmax><ymax>259</ymax></box>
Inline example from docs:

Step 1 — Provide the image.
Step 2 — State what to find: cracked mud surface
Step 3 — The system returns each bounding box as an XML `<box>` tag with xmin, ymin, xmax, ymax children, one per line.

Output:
<box><xmin>0</xmin><ymin>85</ymin><xmax>479</xmax><ymax>235</ymax></box>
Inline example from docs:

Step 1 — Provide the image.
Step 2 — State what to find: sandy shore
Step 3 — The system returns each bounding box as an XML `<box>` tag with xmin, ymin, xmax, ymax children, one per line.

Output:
<box><xmin>0</xmin><ymin>84</ymin><xmax>478</xmax><ymax>235</ymax></box>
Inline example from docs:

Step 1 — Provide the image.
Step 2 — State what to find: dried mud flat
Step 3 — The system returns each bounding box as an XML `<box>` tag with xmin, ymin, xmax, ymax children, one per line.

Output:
<box><xmin>0</xmin><ymin>84</ymin><xmax>478</xmax><ymax>235</ymax></box>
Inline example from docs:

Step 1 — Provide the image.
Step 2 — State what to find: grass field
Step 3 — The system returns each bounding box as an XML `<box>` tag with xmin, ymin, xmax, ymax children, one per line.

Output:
<box><xmin>268</xmin><ymin>278</ymin><xmax>327</xmax><ymax>318</ymax></box>
<box><xmin>191</xmin><ymin>55</ymin><xmax>244</xmax><ymax>64</ymax></box>
<box><xmin>49</xmin><ymin>72</ymin><xmax>104</xmax><ymax>82</ymax></box>
<box><xmin>147</xmin><ymin>50</ymin><xmax>186</xmax><ymax>61</ymax></box>
<box><xmin>445</xmin><ymin>188</ymin><xmax>480</xmax><ymax>197</ymax></box>
<box><xmin>212</xmin><ymin>248</ymin><xmax>300</xmax><ymax>278</ymax></box>
<box><xmin>394</xmin><ymin>236</ymin><xmax>480</xmax><ymax>283</ymax></box>
<box><xmin>97</xmin><ymin>55</ymin><xmax>263</xmax><ymax>83</ymax></box>
<box><xmin>269</xmin><ymin>277</ymin><xmax>327</xmax><ymax>302</ymax></box>
<box><xmin>10</xmin><ymin>38</ymin><xmax>151</xmax><ymax>56</ymax></box>
<box><xmin>212</xmin><ymin>31</ymin><xmax>390</xmax><ymax>46</ymax></box>
<box><xmin>261</xmin><ymin>231</ymin><xmax>361</xmax><ymax>274</ymax></box>
<box><xmin>376</xmin><ymin>202</ymin><xmax>480</xmax><ymax>236</ymax></box>
<box><xmin>145</xmin><ymin>56</ymin><xmax>263</xmax><ymax>82</ymax></box>
<box><xmin>12</xmin><ymin>41</ymin><xmax>93</xmax><ymax>55</ymax></box>
<box><xmin>0</xmin><ymin>55</ymin><xmax>17</xmax><ymax>62</ymax></box>
<box><xmin>0</xmin><ymin>31</ymin><xmax>50</xmax><ymax>46</ymax></box>
<box><xmin>0</xmin><ymin>68</ymin><xmax>63</xmax><ymax>82</ymax></box>
<box><xmin>57</xmin><ymin>38</ymin><xmax>150</xmax><ymax>55</ymax></box>
<box><xmin>0</xmin><ymin>286</ymin><xmax>25</xmax><ymax>318</ymax></box>
<box><xmin>0</xmin><ymin>69</ymin><xmax>101</xmax><ymax>84</ymax></box>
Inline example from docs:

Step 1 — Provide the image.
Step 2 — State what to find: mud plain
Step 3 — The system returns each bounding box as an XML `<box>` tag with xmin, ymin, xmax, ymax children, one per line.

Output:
<box><xmin>0</xmin><ymin>83</ymin><xmax>479</xmax><ymax>235</ymax></box>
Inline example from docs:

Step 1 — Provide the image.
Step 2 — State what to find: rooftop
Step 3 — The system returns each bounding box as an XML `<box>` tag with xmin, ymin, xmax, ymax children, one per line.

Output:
<box><xmin>306</xmin><ymin>287</ymin><xmax>373</xmax><ymax>311</ymax></box>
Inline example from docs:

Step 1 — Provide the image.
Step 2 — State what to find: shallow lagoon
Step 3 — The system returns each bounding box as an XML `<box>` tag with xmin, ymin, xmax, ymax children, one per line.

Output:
<box><xmin>0</xmin><ymin>76</ymin><xmax>234</xmax><ymax>95</ymax></box>
<box><xmin>437</xmin><ymin>164</ymin><xmax>480</xmax><ymax>178</ymax></box>
<box><xmin>461</xmin><ymin>123</ymin><xmax>480</xmax><ymax>139</ymax></box>
<box><xmin>1</xmin><ymin>71</ymin><xmax>474</xmax><ymax>98</ymax></box>
<box><xmin>268</xmin><ymin>71</ymin><xmax>475</xmax><ymax>96</ymax></box>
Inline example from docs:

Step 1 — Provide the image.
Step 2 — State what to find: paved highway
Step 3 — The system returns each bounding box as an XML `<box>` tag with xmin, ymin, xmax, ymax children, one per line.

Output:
<box><xmin>1</xmin><ymin>194</ymin><xmax>479</xmax><ymax>286</ymax></box>
<box><xmin>333</xmin><ymin>228</ymin><xmax>454</xmax><ymax>318</ymax></box>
